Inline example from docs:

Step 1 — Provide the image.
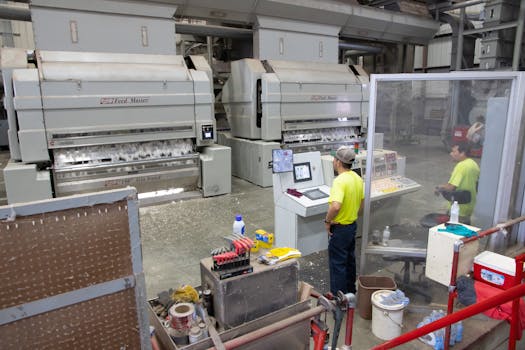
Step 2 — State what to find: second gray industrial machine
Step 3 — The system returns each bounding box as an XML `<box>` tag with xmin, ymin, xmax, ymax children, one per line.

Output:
<box><xmin>221</xmin><ymin>58</ymin><xmax>369</xmax><ymax>187</ymax></box>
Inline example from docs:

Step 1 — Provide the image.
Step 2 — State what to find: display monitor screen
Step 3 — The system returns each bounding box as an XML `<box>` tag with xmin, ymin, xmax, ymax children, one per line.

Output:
<box><xmin>302</xmin><ymin>189</ymin><xmax>328</xmax><ymax>200</ymax></box>
<box><xmin>293</xmin><ymin>162</ymin><xmax>312</xmax><ymax>183</ymax></box>
<box><xmin>272</xmin><ymin>149</ymin><xmax>294</xmax><ymax>173</ymax></box>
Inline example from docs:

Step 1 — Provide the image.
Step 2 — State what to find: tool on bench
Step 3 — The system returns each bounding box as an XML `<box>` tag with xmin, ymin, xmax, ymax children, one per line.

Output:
<box><xmin>258</xmin><ymin>247</ymin><xmax>301</xmax><ymax>265</ymax></box>
<box><xmin>210</xmin><ymin>234</ymin><xmax>254</xmax><ymax>279</ymax></box>
<box><xmin>251</xmin><ymin>229</ymin><xmax>274</xmax><ymax>252</ymax></box>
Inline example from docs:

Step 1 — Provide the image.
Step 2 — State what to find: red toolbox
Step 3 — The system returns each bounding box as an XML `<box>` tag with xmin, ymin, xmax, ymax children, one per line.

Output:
<box><xmin>473</xmin><ymin>251</ymin><xmax>524</xmax><ymax>289</ymax></box>
<box><xmin>452</xmin><ymin>125</ymin><xmax>483</xmax><ymax>157</ymax></box>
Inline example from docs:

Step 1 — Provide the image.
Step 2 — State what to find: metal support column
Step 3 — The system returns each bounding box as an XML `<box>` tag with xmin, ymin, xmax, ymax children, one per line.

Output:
<box><xmin>512</xmin><ymin>0</ymin><xmax>525</xmax><ymax>70</ymax></box>
<box><xmin>455</xmin><ymin>8</ymin><xmax>465</xmax><ymax>70</ymax></box>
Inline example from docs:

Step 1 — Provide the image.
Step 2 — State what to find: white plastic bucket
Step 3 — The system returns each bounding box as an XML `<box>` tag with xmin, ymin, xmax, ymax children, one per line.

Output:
<box><xmin>371</xmin><ymin>290</ymin><xmax>406</xmax><ymax>340</ymax></box>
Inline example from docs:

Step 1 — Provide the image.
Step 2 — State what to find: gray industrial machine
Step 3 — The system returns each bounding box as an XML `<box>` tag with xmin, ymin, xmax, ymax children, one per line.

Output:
<box><xmin>1</xmin><ymin>0</ymin><xmax>231</xmax><ymax>203</ymax></box>
<box><xmin>221</xmin><ymin>58</ymin><xmax>369</xmax><ymax>187</ymax></box>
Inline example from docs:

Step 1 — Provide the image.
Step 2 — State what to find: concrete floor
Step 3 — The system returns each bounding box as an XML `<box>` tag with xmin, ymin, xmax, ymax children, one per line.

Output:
<box><xmin>140</xmin><ymin>135</ymin><xmax>454</xmax><ymax>298</ymax></box>
<box><xmin>0</xmin><ymin>135</ymin><xmax>517</xmax><ymax>349</ymax></box>
<box><xmin>139</xmin><ymin>176</ymin><xmax>511</xmax><ymax>349</ymax></box>
<box><xmin>139</xmin><ymin>135</ymin><xmax>521</xmax><ymax>349</ymax></box>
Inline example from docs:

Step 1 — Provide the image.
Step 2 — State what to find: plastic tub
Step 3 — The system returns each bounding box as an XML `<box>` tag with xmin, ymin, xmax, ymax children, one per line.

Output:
<box><xmin>357</xmin><ymin>275</ymin><xmax>396</xmax><ymax>320</ymax></box>
<box><xmin>371</xmin><ymin>290</ymin><xmax>406</xmax><ymax>340</ymax></box>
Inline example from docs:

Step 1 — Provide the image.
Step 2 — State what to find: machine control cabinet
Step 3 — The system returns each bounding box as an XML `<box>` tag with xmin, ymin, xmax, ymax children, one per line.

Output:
<box><xmin>273</xmin><ymin>151</ymin><xmax>330</xmax><ymax>255</ymax></box>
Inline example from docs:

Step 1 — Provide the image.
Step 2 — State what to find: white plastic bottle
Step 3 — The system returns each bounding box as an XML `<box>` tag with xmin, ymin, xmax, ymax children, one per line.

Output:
<box><xmin>382</xmin><ymin>225</ymin><xmax>391</xmax><ymax>246</ymax></box>
<box><xmin>233</xmin><ymin>214</ymin><xmax>245</xmax><ymax>235</ymax></box>
<box><xmin>450</xmin><ymin>201</ymin><xmax>460</xmax><ymax>224</ymax></box>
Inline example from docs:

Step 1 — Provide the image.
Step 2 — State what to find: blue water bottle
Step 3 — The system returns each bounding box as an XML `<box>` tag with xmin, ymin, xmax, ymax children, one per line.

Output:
<box><xmin>456</xmin><ymin>321</ymin><xmax>463</xmax><ymax>342</ymax></box>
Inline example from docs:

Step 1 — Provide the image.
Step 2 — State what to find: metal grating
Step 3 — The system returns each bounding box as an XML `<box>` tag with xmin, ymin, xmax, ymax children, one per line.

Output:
<box><xmin>0</xmin><ymin>289</ymin><xmax>141</xmax><ymax>349</ymax></box>
<box><xmin>0</xmin><ymin>200</ymin><xmax>132</xmax><ymax>309</ymax></box>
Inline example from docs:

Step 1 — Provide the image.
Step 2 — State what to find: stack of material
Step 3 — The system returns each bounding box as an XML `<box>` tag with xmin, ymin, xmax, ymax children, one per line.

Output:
<box><xmin>385</xmin><ymin>0</ymin><xmax>432</xmax><ymax>17</ymax></box>
<box><xmin>480</xmin><ymin>0</ymin><xmax>524</xmax><ymax>70</ymax></box>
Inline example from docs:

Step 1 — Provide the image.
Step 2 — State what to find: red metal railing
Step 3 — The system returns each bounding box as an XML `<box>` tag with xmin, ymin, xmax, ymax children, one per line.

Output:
<box><xmin>372</xmin><ymin>215</ymin><xmax>525</xmax><ymax>350</ymax></box>
<box><xmin>371</xmin><ymin>282</ymin><xmax>525</xmax><ymax>349</ymax></box>
<box><xmin>509</xmin><ymin>253</ymin><xmax>524</xmax><ymax>349</ymax></box>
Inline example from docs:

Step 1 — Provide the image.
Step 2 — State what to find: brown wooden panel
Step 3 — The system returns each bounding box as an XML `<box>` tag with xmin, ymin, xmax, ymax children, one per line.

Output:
<box><xmin>0</xmin><ymin>289</ymin><xmax>141</xmax><ymax>349</ymax></box>
<box><xmin>0</xmin><ymin>200</ymin><xmax>133</xmax><ymax>309</ymax></box>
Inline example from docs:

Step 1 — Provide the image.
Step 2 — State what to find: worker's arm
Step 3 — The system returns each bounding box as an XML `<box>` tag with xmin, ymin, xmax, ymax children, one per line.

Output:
<box><xmin>325</xmin><ymin>201</ymin><xmax>341</xmax><ymax>236</ymax></box>
<box><xmin>435</xmin><ymin>183</ymin><xmax>456</xmax><ymax>195</ymax></box>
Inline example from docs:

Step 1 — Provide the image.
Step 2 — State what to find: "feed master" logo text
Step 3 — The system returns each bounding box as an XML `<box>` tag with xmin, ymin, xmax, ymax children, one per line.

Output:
<box><xmin>100</xmin><ymin>96</ymin><xmax>150</xmax><ymax>104</ymax></box>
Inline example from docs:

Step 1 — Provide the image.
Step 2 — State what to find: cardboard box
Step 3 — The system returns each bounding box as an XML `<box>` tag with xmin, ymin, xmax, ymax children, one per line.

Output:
<box><xmin>473</xmin><ymin>251</ymin><xmax>524</xmax><ymax>289</ymax></box>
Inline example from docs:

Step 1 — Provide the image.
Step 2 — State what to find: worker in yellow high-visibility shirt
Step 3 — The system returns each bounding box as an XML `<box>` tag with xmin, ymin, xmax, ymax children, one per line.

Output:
<box><xmin>324</xmin><ymin>146</ymin><xmax>364</xmax><ymax>296</ymax></box>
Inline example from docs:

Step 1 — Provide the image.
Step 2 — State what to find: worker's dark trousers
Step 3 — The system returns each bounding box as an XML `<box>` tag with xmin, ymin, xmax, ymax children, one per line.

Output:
<box><xmin>328</xmin><ymin>222</ymin><xmax>357</xmax><ymax>295</ymax></box>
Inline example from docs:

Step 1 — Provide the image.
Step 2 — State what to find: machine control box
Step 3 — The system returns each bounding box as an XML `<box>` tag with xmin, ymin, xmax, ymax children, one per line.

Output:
<box><xmin>197</xmin><ymin>122</ymin><xmax>216</xmax><ymax>146</ymax></box>
<box><xmin>201</xmin><ymin>124</ymin><xmax>214</xmax><ymax>140</ymax></box>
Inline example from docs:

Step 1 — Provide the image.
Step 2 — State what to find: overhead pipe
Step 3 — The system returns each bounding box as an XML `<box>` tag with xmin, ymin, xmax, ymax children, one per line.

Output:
<box><xmin>344</xmin><ymin>50</ymin><xmax>377</xmax><ymax>57</ymax></box>
<box><xmin>339</xmin><ymin>41</ymin><xmax>383</xmax><ymax>54</ymax></box>
<box><xmin>0</xmin><ymin>3</ymin><xmax>30</xmax><ymax>21</ymax></box>
<box><xmin>176</xmin><ymin>23</ymin><xmax>252</xmax><ymax>39</ymax></box>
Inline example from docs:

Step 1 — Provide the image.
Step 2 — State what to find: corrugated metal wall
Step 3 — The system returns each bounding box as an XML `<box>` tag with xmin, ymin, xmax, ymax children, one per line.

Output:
<box><xmin>414</xmin><ymin>3</ymin><xmax>486</xmax><ymax>71</ymax></box>
<box><xmin>9</xmin><ymin>20</ymin><xmax>34</xmax><ymax>49</ymax></box>
<box><xmin>414</xmin><ymin>24</ymin><xmax>482</xmax><ymax>70</ymax></box>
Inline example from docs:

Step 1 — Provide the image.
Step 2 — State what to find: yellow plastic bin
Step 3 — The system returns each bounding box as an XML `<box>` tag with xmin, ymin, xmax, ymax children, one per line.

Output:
<box><xmin>357</xmin><ymin>275</ymin><xmax>397</xmax><ymax>319</ymax></box>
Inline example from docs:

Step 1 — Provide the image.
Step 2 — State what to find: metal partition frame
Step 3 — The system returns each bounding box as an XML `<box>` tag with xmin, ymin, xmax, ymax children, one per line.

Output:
<box><xmin>360</xmin><ymin>72</ymin><xmax>525</xmax><ymax>274</ymax></box>
<box><xmin>0</xmin><ymin>187</ymin><xmax>151</xmax><ymax>350</ymax></box>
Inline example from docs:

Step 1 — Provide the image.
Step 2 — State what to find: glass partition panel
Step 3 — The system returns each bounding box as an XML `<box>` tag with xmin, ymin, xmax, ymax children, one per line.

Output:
<box><xmin>510</xmin><ymin>91</ymin><xmax>525</xmax><ymax>247</ymax></box>
<box><xmin>360</xmin><ymin>73</ymin><xmax>524</xmax><ymax>306</ymax></box>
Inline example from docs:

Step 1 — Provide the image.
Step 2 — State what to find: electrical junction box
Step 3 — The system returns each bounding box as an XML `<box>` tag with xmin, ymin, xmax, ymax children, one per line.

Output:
<box><xmin>425</xmin><ymin>223</ymin><xmax>480</xmax><ymax>286</ymax></box>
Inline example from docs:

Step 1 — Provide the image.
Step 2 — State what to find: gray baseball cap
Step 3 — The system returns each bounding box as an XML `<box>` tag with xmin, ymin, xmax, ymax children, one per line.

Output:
<box><xmin>334</xmin><ymin>146</ymin><xmax>355</xmax><ymax>165</ymax></box>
